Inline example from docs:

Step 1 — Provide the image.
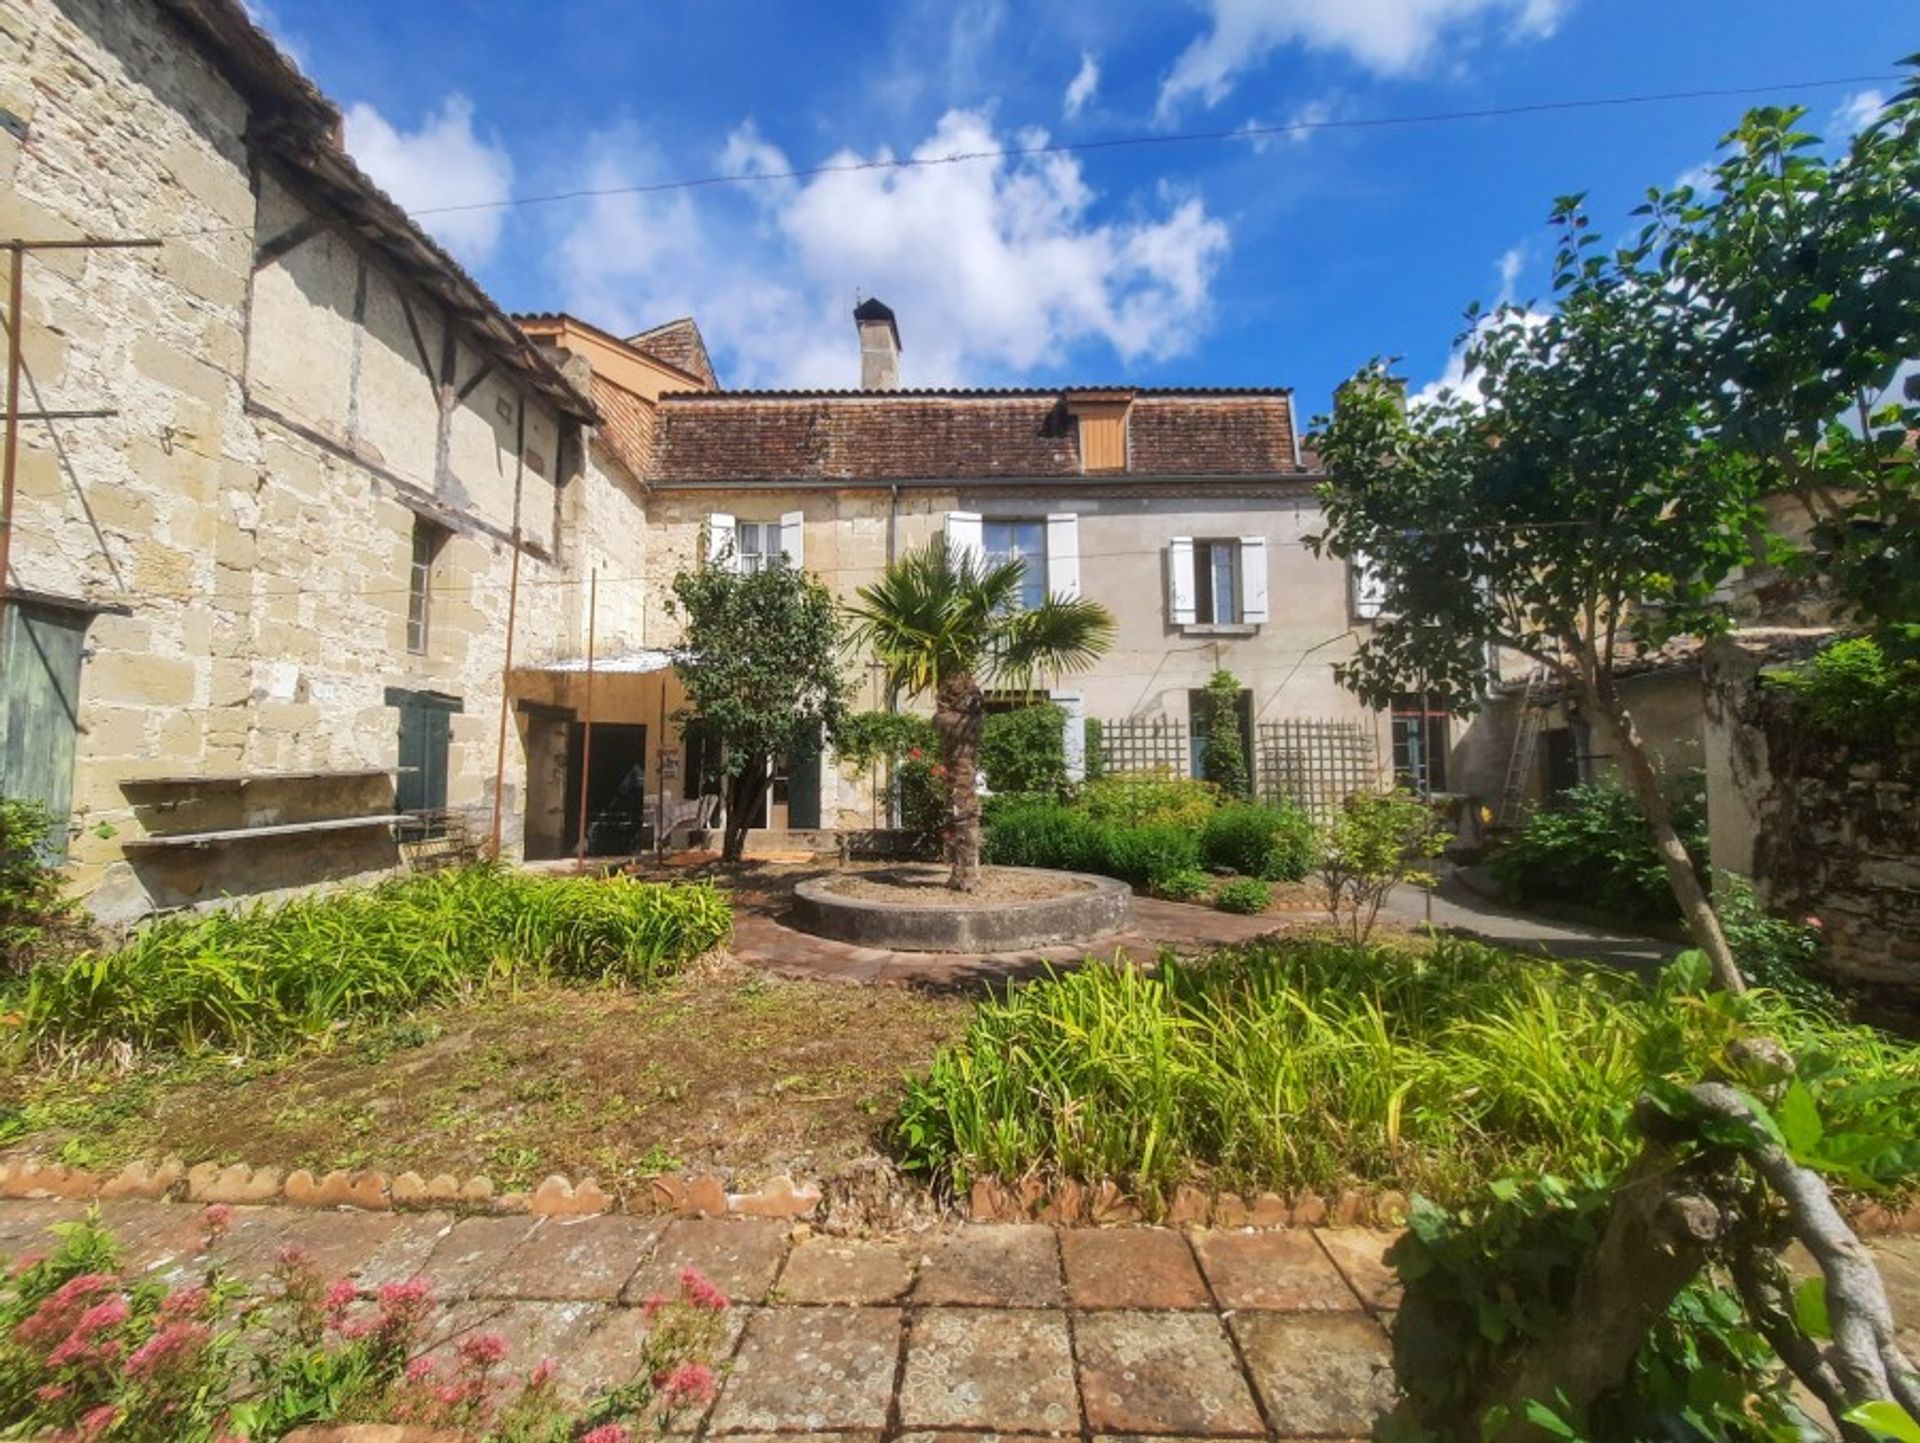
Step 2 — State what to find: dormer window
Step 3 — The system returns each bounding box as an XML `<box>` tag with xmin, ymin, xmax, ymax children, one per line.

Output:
<box><xmin>1064</xmin><ymin>389</ymin><xmax>1135</xmax><ymax>474</ymax></box>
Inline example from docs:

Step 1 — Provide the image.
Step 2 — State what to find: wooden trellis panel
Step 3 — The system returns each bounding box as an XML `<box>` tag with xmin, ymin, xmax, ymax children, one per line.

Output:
<box><xmin>1256</xmin><ymin>718</ymin><xmax>1383</xmax><ymax>824</ymax></box>
<box><xmin>1097</xmin><ymin>717</ymin><xmax>1190</xmax><ymax>777</ymax></box>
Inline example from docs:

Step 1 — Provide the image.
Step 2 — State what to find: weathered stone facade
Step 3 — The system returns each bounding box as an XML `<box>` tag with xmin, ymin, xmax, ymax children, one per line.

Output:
<box><xmin>0</xmin><ymin>0</ymin><xmax>640</xmax><ymax>920</ymax></box>
<box><xmin>1705</xmin><ymin>640</ymin><xmax>1920</xmax><ymax>991</ymax></box>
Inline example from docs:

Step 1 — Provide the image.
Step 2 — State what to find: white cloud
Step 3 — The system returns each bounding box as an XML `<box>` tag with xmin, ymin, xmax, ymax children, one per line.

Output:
<box><xmin>1832</xmin><ymin>88</ymin><xmax>1885</xmax><ymax>135</ymax></box>
<box><xmin>1240</xmin><ymin>97</ymin><xmax>1335</xmax><ymax>152</ymax></box>
<box><xmin>1412</xmin><ymin>247</ymin><xmax>1547</xmax><ymax>407</ymax></box>
<box><xmin>1063</xmin><ymin>52</ymin><xmax>1101</xmax><ymax>120</ymax></box>
<box><xmin>343</xmin><ymin>95</ymin><xmax>514</xmax><ymax>267</ymax></box>
<box><xmin>1159</xmin><ymin>0</ymin><xmax>1570</xmax><ymax>114</ymax></box>
<box><xmin>554</xmin><ymin>110</ymin><xmax>1231</xmax><ymax>389</ymax></box>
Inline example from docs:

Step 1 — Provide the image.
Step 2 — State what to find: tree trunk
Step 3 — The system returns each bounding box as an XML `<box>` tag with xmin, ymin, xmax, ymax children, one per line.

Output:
<box><xmin>721</xmin><ymin>764</ymin><xmax>768</xmax><ymax>864</ymax></box>
<box><xmin>1580</xmin><ymin>682</ymin><xmax>1746</xmax><ymax>992</ymax></box>
<box><xmin>934</xmin><ymin>672</ymin><xmax>985</xmax><ymax>892</ymax></box>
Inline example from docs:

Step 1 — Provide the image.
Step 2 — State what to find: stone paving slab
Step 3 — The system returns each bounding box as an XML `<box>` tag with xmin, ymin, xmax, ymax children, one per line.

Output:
<box><xmin>1062</xmin><ymin>1225</ymin><xmax>1212</xmax><ymax>1309</ymax></box>
<box><xmin>711</xmin><ymin>1306</ymin><xmax>903</xmax><ymax>1433</ymax></box>
<box><xmin>1075</xmin><ymin>1309</ymin><xmax>1266</xmax><ymax>1436</ymax></box>
<box><xmin>897</xmin><ymin>1307</ymin><xmax>1079</xmax><ymax>1432</ymax></box>
<box><xmin>778</xmin><ymin>1235</ymin><xmax>918</xmax><ymax>1304</ymax></box>
<box><xmin>911</xmin><ymin>1222</ymin><xmax>1062</xmax><ymax>1306</ymax></box>
<box><xmin>40</xmin><ymin>1198</ymin><xmax>1913</xmax><ymax>1441</ymax></box>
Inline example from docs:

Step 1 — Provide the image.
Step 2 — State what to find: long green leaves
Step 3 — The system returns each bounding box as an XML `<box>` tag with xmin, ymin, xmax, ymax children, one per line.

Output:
<box><xmin>9</xmin><ymin>865</ymin><xmax>731</xmax><ymax>1055</ymax></box>
<box><xmin>897</xmin><ymin>936</ymin><xmax>1920</xmax><ymax>1210</ymax></box>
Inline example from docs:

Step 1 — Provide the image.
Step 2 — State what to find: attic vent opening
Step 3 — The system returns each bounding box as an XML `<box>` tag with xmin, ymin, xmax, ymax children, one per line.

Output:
<box><xmin>1064</xmin><ymin>389</ymin><xmax>1134</xmax><ymax>474</ymax></box>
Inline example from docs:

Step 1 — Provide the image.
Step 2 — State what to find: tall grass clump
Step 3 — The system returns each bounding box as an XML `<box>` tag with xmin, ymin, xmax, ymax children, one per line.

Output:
<box><xmin>8</xmin><ymin>864</ymin><xmax>731</xmax><ymax>1055</ymax></box>
<box><xmin>895</xmin><ymin>935</ymin><xmax>1920</xmax><ymax>1211</ymax></box>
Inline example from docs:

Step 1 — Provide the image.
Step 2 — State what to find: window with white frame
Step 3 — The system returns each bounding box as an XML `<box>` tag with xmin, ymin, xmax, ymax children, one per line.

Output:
<box><xmin>1167</xmin><ymin>535</ymin><xmax>1269</xmax><ymax>629</ymax></box>
<box><xmin>983</xmin><ymin>518</ymin><xmax>1048</xmax><ymax>610</ymax></box>
<box><xmin>707</xmin><ymin>511</ymin><xmax>804</xmax><ymax>573</ymax></box>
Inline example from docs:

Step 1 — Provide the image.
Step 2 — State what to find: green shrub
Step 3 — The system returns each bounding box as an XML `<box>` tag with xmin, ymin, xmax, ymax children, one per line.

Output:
<box><xmin>1320</xmin><ymin>788</ymin><xmax>1449</xmax><ymax>944</ymax></box>
<box><xmin>979</xmin><ymin>703</ymin><xmax>1067</xmax><ymax>796</ymax></box>
<box><xmin>1214</xmin><ymin>878</ymin><xmax>1271</xmax><ymax>914</ymax></box>
<box><xmin>895</xmin><ymin>936</ymin><xmax>1920</xmax><ymax>1210</ymax></box>
<box><xmin>1717</xmin><ymin>872</ymin><xmax>1836</xmax><ymax>1011</ymax></box>
<box><xmin>1096</xmin><ymin>822</ymin><xmax>1201</xmax><ymax>888</ymax></box>
<box><xmin>8</xmin><ymin>864</ymin><xmax>732</xmax><ymax>1055</ymax></box>
<box><xmin>0</xmin><ymin>799</ymin><xmax>82</xmax><ymax>976</ymax></box>
<box><xmin>833</xmin><ymin>710</ymin><xmax>938</xmax><ymax>771</ymax></box>
<box><xmin>1083</xmin><ymin>717</ymin><xmax>1105</xmax><ymax>781</ymax></box>
<box><xmin>1195</xmin><ymin>670</ymin><xmax>1251</xmax><ymax>797</ymax></box>
<box><xmin>1199</xmin><ymin>802</ymin><xmax>1318</xmax><ymax>881</ymax></box>
<box><xmin>896</xmin><ymin>756</ymin><xmax>947</xmax><ymax>837</ymax></box>
<box><xmin>1770</xmin><ymin>634</ymin><xmax>1920</xmax><ymax>744</ymax></box>
<box><xmin>1490</xmin><ymin>780</ymin><xmax>1705</xmax><ymax>923</ymax></box>
<box><xmin>1078</xmin><ymin>774</ymin><xmax>1219</xmax><ymax>829</ymax></box>
<box><xmin>981</xmin><ymin>802</ymin><xmax>1200</xmax><ymax>888</ymax></box>
<box><xmin>1149</xmin><ymin>867</ymin><xmax>1211</xmax><ymax>902</ymax></box>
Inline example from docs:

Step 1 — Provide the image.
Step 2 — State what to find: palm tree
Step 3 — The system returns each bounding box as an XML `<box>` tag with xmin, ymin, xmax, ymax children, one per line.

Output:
<box><xmin>846</xmin><ymin>537</ymin><xmax>1115</xmax><ymax>891</ymax></box>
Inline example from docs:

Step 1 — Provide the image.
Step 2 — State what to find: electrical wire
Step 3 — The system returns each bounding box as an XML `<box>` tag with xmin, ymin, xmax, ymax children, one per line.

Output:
<box><xmin>52</xmin><ymin>72</ymin><xmax>1901</xmax><ymax>245</ymax></box>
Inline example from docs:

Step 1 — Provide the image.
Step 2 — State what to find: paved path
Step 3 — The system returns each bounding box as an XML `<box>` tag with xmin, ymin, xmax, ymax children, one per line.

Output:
<box><xmin>0</xmin><ymin>1197</ymin><xmax>1397</xmax><ymax>1439</ymax></box>
<box><xmin>1380</xmin><ymin>874</ymin><xmax>1680</xmax><ymax>977</ymax></box>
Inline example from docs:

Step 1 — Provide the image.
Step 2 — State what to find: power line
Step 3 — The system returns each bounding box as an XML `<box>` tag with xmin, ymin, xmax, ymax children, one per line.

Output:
<box><xmin>393</xmin><ymin>74</ymin><xmax>1897</xmax><ymax>221</ymax></box>
<box><xmin>76</xmin><ymin>72</ymin><xmax>1898</xmax><ymax>244</ymax></box>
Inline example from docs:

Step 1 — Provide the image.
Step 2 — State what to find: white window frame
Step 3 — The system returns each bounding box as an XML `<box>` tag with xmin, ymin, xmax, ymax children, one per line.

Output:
<box><xmin>982</xmin><ymin>516</ymin><xmax>1050</xmax><ymax>610</ymax></box>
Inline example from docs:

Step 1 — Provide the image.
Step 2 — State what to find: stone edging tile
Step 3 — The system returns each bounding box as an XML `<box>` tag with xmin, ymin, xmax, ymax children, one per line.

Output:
<box><xmin>4</xmin><ymin>1153</ymin><xmax>1914</xmax><ymax>1236</ymax></box>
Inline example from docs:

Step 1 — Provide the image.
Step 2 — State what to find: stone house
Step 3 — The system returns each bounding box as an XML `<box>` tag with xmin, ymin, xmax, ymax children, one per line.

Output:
<box><xmin>0</xmin><ymin>0</ymin><xmax>1408</xmax><ymax>917</ymax></box>
<box><xmin>0</xmin><ymin>0</ymin><xmax>644</xmax><ymax>921</ymax></box>
<box><xmin>527</xmin><ymin>300</ymin><xmax>1397</xmax><ymax>841</ymax></box>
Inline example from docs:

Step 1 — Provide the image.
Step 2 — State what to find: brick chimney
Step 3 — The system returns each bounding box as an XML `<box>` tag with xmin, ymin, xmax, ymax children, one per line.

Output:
<box><xmin>854</xmin><ymin>297</ymin><xmax>900</xmax><ymax>390</ymax></box>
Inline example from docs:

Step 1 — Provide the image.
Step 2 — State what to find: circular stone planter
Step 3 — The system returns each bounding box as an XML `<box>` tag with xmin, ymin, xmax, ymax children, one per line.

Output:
<box><xmin>791</xmin><ymin>867</ymin><xmax>1132</xmax><ymax>953</ymax></box>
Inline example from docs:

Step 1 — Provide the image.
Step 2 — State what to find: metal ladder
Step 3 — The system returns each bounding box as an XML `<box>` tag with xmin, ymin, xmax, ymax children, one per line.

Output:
<box><xmin>1495</xmin><ymin>667</ymin><xmax>1550</xmax><ymax>826</ymax></box>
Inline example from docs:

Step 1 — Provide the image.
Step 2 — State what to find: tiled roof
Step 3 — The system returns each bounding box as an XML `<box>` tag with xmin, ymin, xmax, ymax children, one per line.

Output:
<box><xmin>652</xmin><ymin>391</ymin><xmax>1315</xmax><ymax>483</ymax></box>
<box><xmin>629</xmin><ymin>318</ymin><xmax>719</xmax><ymax>390</ymax></box>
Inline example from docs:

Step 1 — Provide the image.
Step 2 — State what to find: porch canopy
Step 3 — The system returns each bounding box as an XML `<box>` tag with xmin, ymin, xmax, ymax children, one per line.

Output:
<box><xmin>519</xmin><ymin>648</ymin><xmax>678</xmax><ymax>676</ymax></box>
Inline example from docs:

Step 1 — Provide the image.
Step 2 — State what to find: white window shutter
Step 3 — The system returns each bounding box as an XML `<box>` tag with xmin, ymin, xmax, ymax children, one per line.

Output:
<box><xmin>1239</xmin><ymin>535</ymin><xmax>1269</xmax><ymax>623</ymax></box>
<box><xmin>1045</xmin><ymin>513</ymin><xmax>1081</xmax><ymax>601</ymax></box>
<box><xmin>1167</xmin><ymin>536</ymin><xmax>1197</xmax><ymax>625</ymax></box>
<box><xmin>779</xmin><ymin>509</ymin><xmax>805</xmax><ymax>568</ymax></box>
<box><xmin>1353</xmin><ymin>551</ymin><xmax>1388</xmax><ymax>618</ymax></box>
<box><xmin>946</xmin><ymin>511</ymin><xmax>984</xmax><ymax>571</ymax></box>
<box><xmin>706</xmin><ymin>512</ymin><xmax>737</xmax><ymax>571</ymax></box>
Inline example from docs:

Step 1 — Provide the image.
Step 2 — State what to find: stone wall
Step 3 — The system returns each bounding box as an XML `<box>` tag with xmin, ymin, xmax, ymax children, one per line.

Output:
<box><xmin>1705</xmin><ymin>640</ymin><xmax>1920</xmax><ymax>991</ymax></box>
<box><xmin>0</xmin><ymin>0</ymin><xmax>643</xmax><ymax>920</ymax></box>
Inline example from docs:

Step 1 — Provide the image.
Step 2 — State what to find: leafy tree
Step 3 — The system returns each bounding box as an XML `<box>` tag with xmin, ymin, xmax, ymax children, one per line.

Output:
<box><xmin>1314</xmin><ymin>133</ymin><xmax>1814</xmax><ymax>986</ymax></box>
<box><xmin>1195</xmin><ymin>669</ymin><xmax>1252</xmax><ymax>797</ymax></box>
<box><xmin>846</xmin><ymin>538</ymin><xmax>1114</xmax><ymax>890</ymax></box>
<box><xmin>1644</xmin><ymin>71</ymin><xmax>1920</xmax><ymax>656</ymax></box>
<box><xmin>668</xmin><ymin>555</ymin><xmax>850</xmax><ymax>863</ymax></box>
<box><xmin>1319</xmin><ymin>789</ymin><xmax>1447</xmax><ymax>945</ymax></box>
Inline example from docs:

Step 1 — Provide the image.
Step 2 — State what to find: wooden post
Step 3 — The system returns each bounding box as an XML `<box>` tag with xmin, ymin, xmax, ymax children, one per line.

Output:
<box><xmin>488</xmin><ymin>529</ymin><xmax>523</xmax><ymax>856</ymax></box>
<box><xmin>574</xmin><ymin>568</ymin><xmax>598</xmax><ymax>862</ymax></box>
<box><xmin>0</xmin><ymin>240</ymin><xmax>22</xmax><ymax>639</ymax></box>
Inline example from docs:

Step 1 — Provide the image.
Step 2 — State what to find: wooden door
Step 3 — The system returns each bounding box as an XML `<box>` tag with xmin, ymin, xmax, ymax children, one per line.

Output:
<box><xmin>0</xmin><ymin>603</ymin><xmax>89</xmax><ymax>861</ymax></box>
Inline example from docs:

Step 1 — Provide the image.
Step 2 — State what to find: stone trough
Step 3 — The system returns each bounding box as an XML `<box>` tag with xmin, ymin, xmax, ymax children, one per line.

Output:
<box><xmin>790</xmin><ymin>867</ymin><xmax>1132</xmax><ymax>953</ymax></box>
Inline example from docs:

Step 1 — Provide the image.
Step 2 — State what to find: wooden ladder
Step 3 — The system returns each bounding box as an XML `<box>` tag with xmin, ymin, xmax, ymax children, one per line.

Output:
<box><xmin>1496</xmin><ymin>667</ymin><xmax>1550</xmax><ymax>826</ymax></box>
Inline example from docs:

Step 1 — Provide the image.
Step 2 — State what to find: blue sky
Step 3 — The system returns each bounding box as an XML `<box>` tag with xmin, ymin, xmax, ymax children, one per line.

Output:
<box><xmin>250</xmin><ymin>1</ymin><xmax>1910</xmax><ymax>416</ymax></box>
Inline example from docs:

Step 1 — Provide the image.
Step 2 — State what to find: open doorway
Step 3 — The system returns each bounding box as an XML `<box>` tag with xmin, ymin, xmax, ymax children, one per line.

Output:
<box><xmin>562</xmin><ymin>722</ymin><xmax>648</xmax><ymax>857</ymax></box>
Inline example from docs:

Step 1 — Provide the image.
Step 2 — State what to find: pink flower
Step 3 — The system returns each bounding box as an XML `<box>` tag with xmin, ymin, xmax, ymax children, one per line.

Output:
<box><xmin>78</xmin><ymin>1403</ymin><xmax>120</xmax><ymax>1440</ymax></box>
<box><xmin>456</xmin><ymin>1331</ymin><xmax>509</xmax><ymax>1368</ymax></box>
<box><xmin>1805</xmin><ymin>915</ymin><xmax>1824</xmax><ymax>930</ymax></box>
<box><xmin>659</xmin><ymin>1361</ymin><xmax>717</xmax><ymax>1409</ymax></box>
<box><xmin>404</xmin><ymin>1355</ymin><xmax>437</xmax><ymax>1381</ymax></box>
<box><xmin>159</xmin><ymin>1285</ymin><xmax>210</xmax><ymax>1320</ymax></box>
<box><xmin>678</xmin><ymin>1266</ymin><xmax>729</xmax><ymax>1312</ymax></box>
<box><xmin>322</xmin><ymin>1279</ymin><xmax>358</xmax><ymax>1314</ymax></box>
<box><xmin>15</xmin><ymin>1273</ymin><xmax>116</xmax><ymax>1347</ymax></box>
<box><xmin>578</xmin><ymin>1427</ymin><xmax>631</xmax><ymax>1443</ymax></box>
<box><xmin>639</xmin><ymin>1291</ymin><xmax>669</xmax><ymax>1321</ymax></box>
<box><xmin>377</xmin><ymin>1276</ymin><xmax>433</xmax><ymax>1312</ymax></box>
<box><xmin>125</xmin><ymin>1320</ymin><xmax>211</xmax><ymax>1379</ymax></box>
<box><xmin>35</xmin><ymin>1382</ymin><xmax>70</xmax><ymax>1403</ymax></box>
<box><xmin>528</xmin><ymin>1356</ymin><xmax>556</xmax><ymax>1388</ymax></box>
<box><xmin>202</xmin><ymin>1204</ymin><xmax>234</xmax><ymax>1238</ymax></box>
<box><xmin>46</xmin><ymin>1295</ymin><xmax>131</xmax><ymax>1366</ymax></box>
<box><xmin>11</xmin><ymin>1252</ymin><xmax>45</xmax><ymax>1276</ymax></box>
<box><xmin>276</xmin><ymin>1243</ymin><xmax>313</xmax><ymax>1271</ymax></box>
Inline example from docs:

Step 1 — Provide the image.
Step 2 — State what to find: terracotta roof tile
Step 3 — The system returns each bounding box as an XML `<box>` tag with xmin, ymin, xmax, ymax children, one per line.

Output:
<box><xmin>652</xmin><ymin>392</ymin><xmax>1315</xmax><ymax>483</ymax></box>
<box><xmin>629</xmin><ymin>318</ymin><xmax>718</xmax><ymax>390</ymax></box>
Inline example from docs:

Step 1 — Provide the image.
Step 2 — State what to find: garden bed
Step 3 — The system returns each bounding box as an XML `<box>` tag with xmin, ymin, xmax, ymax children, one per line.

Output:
<box><xmin>0</xmin><ymin>963</ymin><xmax>969</xmax><ymax>1194</ymax></box>
<box><xmin>824</xmin><ymin>865</ymin><xmax>1092</xmax><ymax>906</ymax></box>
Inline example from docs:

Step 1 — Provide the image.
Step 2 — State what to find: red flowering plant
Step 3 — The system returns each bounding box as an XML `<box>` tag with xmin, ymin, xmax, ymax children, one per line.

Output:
<box><xmin>574</xmin><ymin>1265</ymin><xmax>731</xmax><ymax>1435</ymax></box>
<box><xmin>0</xmin><ymin>1214</ymin><xmax>248</xmax><ymax>1442</ymax></box>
